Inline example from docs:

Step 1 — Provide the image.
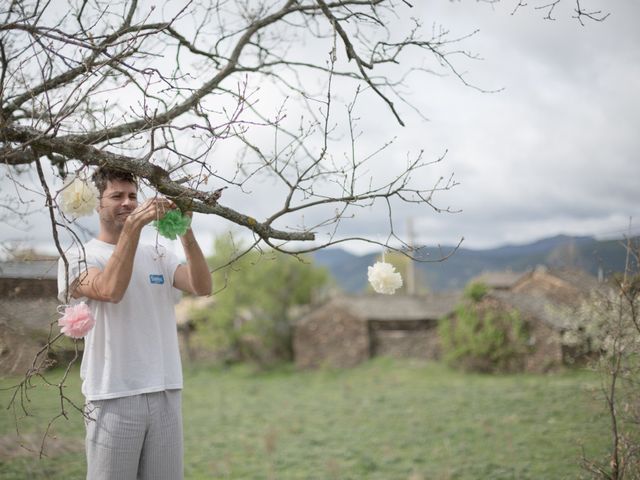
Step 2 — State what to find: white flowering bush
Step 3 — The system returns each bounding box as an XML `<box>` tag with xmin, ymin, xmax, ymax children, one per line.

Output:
<box><xmin>59</xmin><ymin>175</ymin><xmax>99</xmax><ymax>218</ymax></box>
<box><xmin>560</xmin><ymin>289</ymin><xmax>640</xmax><ymax>360</ymax></box>
<box><xmin>368</xmin><ymin>261</ymin><xmax>403</xmax><ymax>295</ymax></box>
<box><xmin>560</xmin><ymin>256</ymin><xmax>640</xmax><ymax>478</ymax></box>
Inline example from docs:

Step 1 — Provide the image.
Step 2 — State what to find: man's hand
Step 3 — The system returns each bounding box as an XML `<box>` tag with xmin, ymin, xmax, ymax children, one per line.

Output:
<box><xmin>126</xmin><ymin>198</ymin><xmax>176</xmax><ymax>229</ymax></box>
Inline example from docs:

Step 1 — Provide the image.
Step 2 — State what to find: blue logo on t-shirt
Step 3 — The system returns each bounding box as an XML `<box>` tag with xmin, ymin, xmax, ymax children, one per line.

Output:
<box><xmin>149</xmin><ymin>274</ymin><xmax>165</xmax><ymax>285</ymax></box>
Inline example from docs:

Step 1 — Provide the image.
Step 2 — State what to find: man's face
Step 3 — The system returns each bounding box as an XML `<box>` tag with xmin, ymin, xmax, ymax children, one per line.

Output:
<box><xmin>97</xmin><ymin>179</ymin><xmax>139</xmax><ymax>230</ymax></box>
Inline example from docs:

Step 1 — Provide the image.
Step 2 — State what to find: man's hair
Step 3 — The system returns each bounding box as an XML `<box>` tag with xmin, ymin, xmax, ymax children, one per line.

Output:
<box><xmin>92</xmin><ymin>167</ymin><xmax>138</xmax><ymax>196</ymax></box>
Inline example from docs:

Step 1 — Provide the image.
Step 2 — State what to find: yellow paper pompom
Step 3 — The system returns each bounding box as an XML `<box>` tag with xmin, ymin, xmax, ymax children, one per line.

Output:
<box><xmin>60</xmin><ymin>176</ymin><xmax>99</xmax><ymax>218</ymax></box>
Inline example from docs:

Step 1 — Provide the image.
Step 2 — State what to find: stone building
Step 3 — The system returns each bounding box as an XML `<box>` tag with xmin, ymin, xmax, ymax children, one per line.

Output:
<box><xmin>456</xmin><ymin>266</ymin><xmax>604</xmax><ymax>372</ymax></box>
<box><xmin>0</xmin><ymin>258</ymin><xmax>60</xmax><ymax>375</ymax></box>
<box><xmin>293</xmin><ymin>293</ymin><xmax>460</xmax><ymax>369</ymax></box>
<box><xmin>293</xmin><ymin>266</ymin><xmax>605</xmax><ymax>371</ymax></box>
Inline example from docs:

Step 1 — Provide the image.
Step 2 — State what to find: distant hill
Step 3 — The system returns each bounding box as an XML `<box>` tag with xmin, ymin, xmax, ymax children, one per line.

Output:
<box><xmin>312</xmin><ymin>235</ymin><xmax>636</xmax><ymax>293</ymax></box>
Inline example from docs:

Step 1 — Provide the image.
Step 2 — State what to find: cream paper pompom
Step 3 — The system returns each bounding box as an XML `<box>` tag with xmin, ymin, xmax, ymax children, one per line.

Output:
<box><xmin>60</xmin><ymin>176</ymin><xmax>99</xmax><ymax>218</ymax></box>
<box><xmin>367</xmin><ymin>261</ymin><xmax>403</xmax><ymax>295</ymax></box>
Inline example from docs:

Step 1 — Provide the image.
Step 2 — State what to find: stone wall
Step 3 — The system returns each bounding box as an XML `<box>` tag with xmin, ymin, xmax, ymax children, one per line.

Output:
<box><xmin>370</xmin><ymin>330</ymin><xmax>440</xmax><ymax>359</ymax></box>
<box><xmin>293</xmin><ymin>304</ymin><xmax>370</xmax><ymax>369</ymax></box>
<box><xmin>0</xmin><ymin>278</ymin><xmax>65</xmax><ymax>375</ymax></box>
<box><xmin>524</xmin><ymin>320</ymin><xmax>564</xmax><ymax>373</ymax></box>
<box><xmin>369</xmin><ymin>320</ymin><xmax>440</xmax><ymax>360</ymax></box>
<box><xmin>0</xmin><ymin>277</ymin><xmax>57</xmax><ymax>298</ymax></box>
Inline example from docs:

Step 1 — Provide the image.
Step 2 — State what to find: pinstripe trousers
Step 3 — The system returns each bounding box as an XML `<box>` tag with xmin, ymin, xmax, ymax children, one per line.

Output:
<box><xmin>84</xmin><ymin>390</ymin><xmax>183</xmax><ymax>480</ymax></box>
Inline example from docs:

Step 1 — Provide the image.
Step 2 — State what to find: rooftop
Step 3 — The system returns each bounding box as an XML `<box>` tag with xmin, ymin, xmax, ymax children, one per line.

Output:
<box><xmin>0</xmin><ymin>260</ymin><xmax>58</xmax><ymax>280</ymax></box>
<box><xmin>323</xmin><ymin>292</ymin><xmax>462</xmax><ymax>321</ymax></box>
<box><xmin>470</xmin><ymin>270</ymin><xmax>529</xmax><ymax>290</ymax></box>
<box><xmin>490</xmin><ymin>290</ymin><xmax>575</xmax><ymax>330</ymax></box>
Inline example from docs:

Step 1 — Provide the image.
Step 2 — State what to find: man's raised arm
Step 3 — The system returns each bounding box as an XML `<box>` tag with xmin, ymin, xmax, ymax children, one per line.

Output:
<box><xmin>73</xmin><ymin>199</ymin><xmax>169</xmax><ymax>302</ymax></box>
<box><xmin>173</xmin><ymin>218</ymin><xmax>212</xmax><ymax>297</ymax></box>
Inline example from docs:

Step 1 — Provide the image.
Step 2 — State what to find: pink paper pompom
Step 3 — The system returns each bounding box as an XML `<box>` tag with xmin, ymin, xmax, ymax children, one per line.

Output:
<box><xmin>58</xmin><ymin>302</ymin><xmax>95</xmax><ymax>339</ymax></box>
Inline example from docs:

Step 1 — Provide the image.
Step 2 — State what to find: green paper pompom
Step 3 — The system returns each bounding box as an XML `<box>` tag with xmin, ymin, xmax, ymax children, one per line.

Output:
<box><xmin>153</xmin><ymin>209</ymin><xmax>191</xmax><ymax>240</ymax></box>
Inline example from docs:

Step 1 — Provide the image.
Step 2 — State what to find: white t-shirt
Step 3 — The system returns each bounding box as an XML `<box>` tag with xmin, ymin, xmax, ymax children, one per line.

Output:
<box><xmin>57</xmin><ymin>239</ymin><xmax>183</xmax><ymax>401</ymax></box>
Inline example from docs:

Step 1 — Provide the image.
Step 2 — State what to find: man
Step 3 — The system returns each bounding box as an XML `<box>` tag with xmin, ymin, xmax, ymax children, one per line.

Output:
<box><xmin>57</xmin><ymin>167</ymin><xmax>212</xmax><ymax>480</ymax></box>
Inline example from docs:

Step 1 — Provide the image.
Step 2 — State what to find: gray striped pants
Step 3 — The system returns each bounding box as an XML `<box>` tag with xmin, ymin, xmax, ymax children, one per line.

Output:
<box><xmin>84</xmin><ymin>390</ymin><xmax>183</xmax><ymax>480</ymax></box>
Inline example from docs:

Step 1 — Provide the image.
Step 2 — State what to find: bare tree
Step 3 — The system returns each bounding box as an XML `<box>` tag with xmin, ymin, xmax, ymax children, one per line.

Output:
<box><xmin>1</xmin><ymin>0</ymin><xmax>461</xmax><ymax>254</ymax></box>
<box><xmin>0</xmin><ymin>0</ymin><xmax>608</xmax><ymax>255</ymax></box>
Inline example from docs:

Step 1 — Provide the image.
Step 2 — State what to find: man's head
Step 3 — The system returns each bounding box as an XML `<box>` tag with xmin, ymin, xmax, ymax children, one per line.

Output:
<box><xmin>92</xmin><ymin>167</ymin><xmax>138</xmax><ymax>197</ymax></box>
<box><xmin>92</xmin><ymin>167</ymin><xmax>139</xmax><ymax>239</ymax></box>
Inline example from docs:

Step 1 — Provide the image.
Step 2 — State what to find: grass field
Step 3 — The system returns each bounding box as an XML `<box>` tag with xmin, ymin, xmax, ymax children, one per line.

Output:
<box><xmin>0</xmin><ymin>358</ymin><xmax>609</xmax><ymax>479</ymax></box>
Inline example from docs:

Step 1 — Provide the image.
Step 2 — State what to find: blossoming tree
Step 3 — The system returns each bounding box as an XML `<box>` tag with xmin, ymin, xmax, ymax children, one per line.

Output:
<box><xmin>560</xmin><ymin>237</ymin><xmax>640</xmax><ymax>478</ymax></box>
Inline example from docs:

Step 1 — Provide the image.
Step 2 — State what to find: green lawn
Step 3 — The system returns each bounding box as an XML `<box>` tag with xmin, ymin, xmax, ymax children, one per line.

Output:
<box><xmin>1</xmin><ymin>358</ymin><xmax>609</xmax><ymax>479</ymax></box>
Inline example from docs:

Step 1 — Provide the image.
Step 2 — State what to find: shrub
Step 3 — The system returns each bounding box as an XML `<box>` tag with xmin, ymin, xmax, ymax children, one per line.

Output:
<box><xmin>191</xmin><ymin>233</ymin><xmax>330</xmax><ymax>368</ymax></box>
<box><xmin>464</xmin><ymin>281</ymin><xmax>489</xmax><ymax>302</ymax></box>
<box><xmin>439</xmin><ymin>302</ymin><xmax>529</xmax><ymax>373</ymax></box>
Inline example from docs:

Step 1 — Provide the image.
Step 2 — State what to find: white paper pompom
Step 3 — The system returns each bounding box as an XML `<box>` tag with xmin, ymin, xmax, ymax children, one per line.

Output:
<box><xmin>60</xmin><ymin>176</ymin><xmax>99</xmax><ymax>218</ymax></box>
<box><xmin>368</xmin><ymin>261</ymin><xmax>403</xmax><ymax>295</ymax></box>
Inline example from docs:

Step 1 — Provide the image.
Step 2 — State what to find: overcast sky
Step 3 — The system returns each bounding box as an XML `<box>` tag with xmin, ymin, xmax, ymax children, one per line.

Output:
<box><xmin>402</xmin><ymin>0</ymin><xmax>640</xmax><ymax>251</ymax></box>
<box><xmin>2</xmin><ymin>0</ymin><xmax>638</xmax><ymax>258</ymax></box>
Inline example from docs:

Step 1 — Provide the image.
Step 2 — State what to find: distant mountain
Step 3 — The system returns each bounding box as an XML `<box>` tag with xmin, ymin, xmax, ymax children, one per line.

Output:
<box><xmin>313</xmin><ymin>248</ymin><xmax>376</xmax><ymax>293</ymax></box>
<box><xmin>312</xmin><ymin>235</ymin><xmax>635</xmax><ymax>293</ymax></box>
